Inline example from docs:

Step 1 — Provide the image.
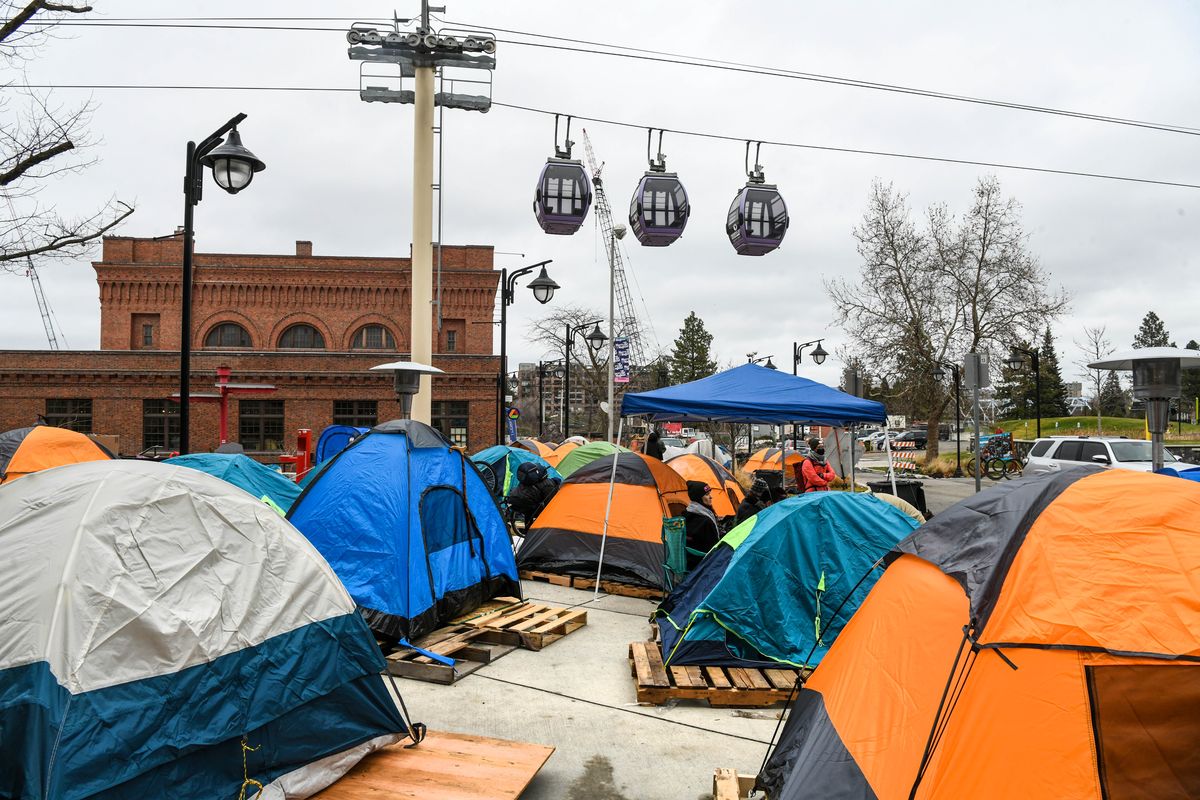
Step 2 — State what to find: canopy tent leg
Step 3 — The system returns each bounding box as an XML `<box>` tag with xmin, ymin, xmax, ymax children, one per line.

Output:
<box><xmin>849</xmin><ymin>423</ymin><xmax>856</xmax><ymax>493</ymax></box>
<box><xmin>594</xmin><ymin>416</ymin><xmax>624</xmax><ymax>600</ymax></box>
<box><xmin>883</xmin><ymin>422</ymin><xmax>898</xmax><ymax>496</ymax></box>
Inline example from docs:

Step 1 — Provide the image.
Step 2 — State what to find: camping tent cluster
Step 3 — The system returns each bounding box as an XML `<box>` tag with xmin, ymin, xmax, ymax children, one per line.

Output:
<box><xmin>0</xmin><ymin>426</ymin><xmax>112</xmax><ymax>483</ymax></box>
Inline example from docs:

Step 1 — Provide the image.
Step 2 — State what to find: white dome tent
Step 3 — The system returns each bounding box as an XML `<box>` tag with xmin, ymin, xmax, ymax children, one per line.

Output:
<box><xmin>0</xmin><ymin>459</ymin><xmax>417</xmax><ymax>798</ymax></box>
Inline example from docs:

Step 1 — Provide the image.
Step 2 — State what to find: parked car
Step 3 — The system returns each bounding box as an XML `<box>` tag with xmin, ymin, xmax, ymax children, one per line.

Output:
<box><xmin>659</xmin><ymin>437</ymin><xmax>686</xmax><ymax>449</ymax></box>
<box><xmin>892</xmin><ymin>430</ymin><xmax>928</xmax><ymax>449</ymax></box>
<box><xmin>1022</xmin><ymin>436</ymin><xmax>1198</xmax><ymax>477</ymax></box>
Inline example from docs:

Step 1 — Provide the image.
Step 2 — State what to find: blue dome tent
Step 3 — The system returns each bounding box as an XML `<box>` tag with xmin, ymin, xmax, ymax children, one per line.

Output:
<box><xmin>165</xmin><ymin>452</ymin><xmax>301</xmax><ymax>512</ymax></box>
<box><xmin>470</xmin><ymin>444</ymin><xmax>561</xmax><ymax>500</ymax></box>
<box><xmin>315</xmin><ymin>424</ymin><xmax>369</xmax><ymax>463</ymax></box>
<box><xmin>657</xmin><ymin>492</ymin><xmax>918</xmax><ymax>669</ymax></box>
<box><xmin>289</xmin><ymin>420</ymin><xmax>521</xmax><ymax>640</ymax></box>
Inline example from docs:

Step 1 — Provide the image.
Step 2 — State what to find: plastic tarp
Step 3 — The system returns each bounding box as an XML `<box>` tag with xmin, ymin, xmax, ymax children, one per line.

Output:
<box><xmin>288</xmin><ymin>420</ymin><xmax>521</xmax><ymax>640</ymax></box>
<box><xmin>0</xmin><ymin>459</ymin><xmax>407</xmax><ymax>798</ymax></box>
<box><xmin>620</xmin><ymin>362</ymin><xmax>886</xmax><ymax>425</ymax></box>
<box><xmin>657</xmin><ymin>492</ymin><xmax>918</xmax><ymax>668</ymax></box>
<box><xmin>165</xmin><ymin>452</ymin><xmax>301</xmax><ymax>512</ymax></box>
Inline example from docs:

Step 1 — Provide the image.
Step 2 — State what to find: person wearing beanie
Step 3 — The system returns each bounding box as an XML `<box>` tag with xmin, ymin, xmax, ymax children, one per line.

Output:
<box><xmin>736</xmin><ymin>477</ymin><xmax>770</xmax><ymax>523</ymax></box>
<box><xmin>683</xmin><ymin>480</ymin><xmax>721</xmax><ymax>569</ymax></box>
<box><xmin>801</xmin><ymin>437</ymin><xmax>837</xmax><ymax>492</ymax></box>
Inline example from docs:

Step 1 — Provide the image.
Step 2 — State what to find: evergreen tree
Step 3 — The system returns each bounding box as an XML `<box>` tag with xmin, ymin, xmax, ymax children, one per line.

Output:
<box><xmin>1183</xmin><ymin>340</ymin><xmax>1200</xmax><ymax>422</ymax></box>
<box><xmin>1132</xmin><ymin>311</ymin><xmax>1172</xmax><ymax>348</ymax></box>
<box><xmin>1039</xmin><ymin>326</ymin><xmax>1070</xmax><ymax>416</ymax></box>
<box><xmin>993</xmin><ymin>339</ymin><xmax>1037</xmax><ymax>418</ymax></box>
<box><xmin>1099</xmin><ymin>371</ymin><xmax>1127</xmax><ymax>417</ymax></box>
<box><xmin>668</xmin><ymin>312</ymin><xmax>717</xmax><ymax>384</ymax></box>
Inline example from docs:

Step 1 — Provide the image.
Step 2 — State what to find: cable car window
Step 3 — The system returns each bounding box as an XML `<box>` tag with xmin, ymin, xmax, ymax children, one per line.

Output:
<box><xmin>543</xmin><ymin>165</ymin><xmax>583</xmax><ymax>215</ymax></box>
<box><xmin>746</xmin><ymin>195</ymin><xmax>771</xmax><ymax>238</ymax></box>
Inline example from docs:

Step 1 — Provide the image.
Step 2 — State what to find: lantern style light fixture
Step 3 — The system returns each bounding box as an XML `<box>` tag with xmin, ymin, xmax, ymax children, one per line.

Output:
<box><xmin>586</xmin><ymin>323</ymin><xmax>608</xmax><ymax>354</ymax></box>
<box><xmin>370</xmin><ymin>361</ymin><xmax>444</xmax><ymax>419</ymax></box>
<box><xmin>199</xmin><ymin>128</ymin><xmax>266</xmax><ymax>194</ymax></box>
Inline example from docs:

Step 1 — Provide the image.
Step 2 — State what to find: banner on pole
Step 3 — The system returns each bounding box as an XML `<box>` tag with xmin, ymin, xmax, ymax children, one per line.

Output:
<box><xmin>614</xmin><ymin>336</ymin><xmax>631</xmax><ymax>384</ymax></box>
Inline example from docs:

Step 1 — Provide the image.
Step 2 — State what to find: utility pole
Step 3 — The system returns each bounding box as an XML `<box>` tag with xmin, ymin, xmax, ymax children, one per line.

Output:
<box><xmin>346</xmin><ymin>7</ymin><xmax>496</xmax><ymax>424</ymax></box>
<box><xmin>408</xmin><ymin>1</ymin><xmax>440</xmax><ymax>424</ymax></box>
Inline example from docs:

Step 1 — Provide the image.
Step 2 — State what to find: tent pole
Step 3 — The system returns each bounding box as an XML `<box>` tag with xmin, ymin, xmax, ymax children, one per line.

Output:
<box><xmin>849</xmin><ymin>423</ymin><xmax>856</xmax><ymax>493</ymax></box>
<box><xmin>595</xmin><ymin>416</ymin><xmax>624</xmax><ymax>600</ymax></box>
<box><xmin>884</xmin><ymin>421</ymin><xmax>898</xmax><ymax>496</ymax></box>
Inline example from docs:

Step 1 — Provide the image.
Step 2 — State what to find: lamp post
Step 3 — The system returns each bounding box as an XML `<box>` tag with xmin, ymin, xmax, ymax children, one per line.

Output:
<box><xmin>538</xmin><ymin>360</ymin><xmax>564</xmax><ymax>438</ymax></box>
<box><xmin>497</xmin><ymin>260</ymin><xmax>558</xmax><ymax>444</ymax></box>
<box><xmin>563</xmin><ymin>320</ymin><xmax>606</xmax><ymax>438</ymax></box>
<box><xmin>1006</xmin><ymin>345</ymin><xmax>1042</xmax><ymax>438</ymax></box>
<box><xmin>369</xmin><ymin>361</ymin><xmax>445</xmax><ymax>420</ymax></box>
<box><xmin>932</xmin><ymin>362</ymin><xmax>963</xmax><ymax>477</ymax></box>
<box><xmin>607</xmin><ymin>224</ymin><xmax>627</xmax><ymax>443</ymax></box>
<box><xmin>178</xmin><ymin>113</ymin><xmax>265</xmax><ymax>454</ymax></box>
<box><xmin>790</xmin><ymin>339</ymin><xmax>826</xmax><ymax>447</ymax></box>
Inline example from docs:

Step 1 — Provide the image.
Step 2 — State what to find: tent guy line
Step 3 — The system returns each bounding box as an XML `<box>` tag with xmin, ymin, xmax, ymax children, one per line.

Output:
<box><xmin>8</xmin><ymin>83</ymin><xmax>1199</xmax><ymax>190</ymax></box>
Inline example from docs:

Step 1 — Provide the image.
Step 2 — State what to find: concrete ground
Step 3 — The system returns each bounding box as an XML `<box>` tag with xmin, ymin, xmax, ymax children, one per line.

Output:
<box><xmin>390</xmin><ymin>580</ymin><xmax>781</xmax><ymax>800</ymax></box>
<box><xmin>385</xmin><ymin>474</ymin><xmax>982</xmax><ymax>798</ymax></box>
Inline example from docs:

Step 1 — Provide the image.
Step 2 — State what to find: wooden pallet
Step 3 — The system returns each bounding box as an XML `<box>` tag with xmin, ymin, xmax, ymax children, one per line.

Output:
<box><xmin>520</xmin><ymin>569</ymin><xmax>663</xmax><ymax>600</ymax></box>
<box><xmin>628</xmin><ymin>641</ymin><xmax>801</xmax><ymax>708</ymax></box>
<box><xmin>312</xmin><ymin>730</ymin><xmax>555</xmax><ymax>799</ymax></box>
<box><xmin>385</xmin><ymin>624</ymin><xmax>519</xmax><ymax>685</ymax></box>
<box><xmin>464</xmin><ymin>601</ymin><xmax>588</xmax><ymax>651</ymax></box>
<box><xmin>712</xmin><ymin>769</ymin><xmax>757</xmax><ymax>800</ymax></box>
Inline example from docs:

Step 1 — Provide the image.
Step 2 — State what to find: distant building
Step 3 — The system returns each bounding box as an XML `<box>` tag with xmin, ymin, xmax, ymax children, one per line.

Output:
<box><xmin>0</xmin><ymin>234</ymin><xmax>500</xmax><ymax>456</ymax></box>
<box><xmin>1065</xmin><ymin>381</ymin><xmax>1083</xmax><ymax>398</ymax></box>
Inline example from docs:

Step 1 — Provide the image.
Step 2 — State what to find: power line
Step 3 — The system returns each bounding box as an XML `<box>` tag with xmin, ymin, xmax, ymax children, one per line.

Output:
<box><xmin>31</xmin><ymin>17</ymin><xmax>1200</xmax><ymax>138</ymax></box>
<box><xmin>9</xmin><ymin>83</ymin><xmax>1200</xmax><ymax>190</ymax></box>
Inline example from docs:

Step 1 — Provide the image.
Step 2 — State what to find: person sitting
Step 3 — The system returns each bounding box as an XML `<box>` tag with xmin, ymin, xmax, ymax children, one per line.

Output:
<box><xmin>644</xmin><ymin>429</ymin><xmax>664</xmax><ymax>460</ymax></box>
<box><xmin>735</xmin><ymin>478</ymin><xmax>770</xmax><ymax>523</ymax></box>
<box><xmin>683</xmin><ymin>480</ymin><xmax>721</xmax><ymax>569</ymax></box>
<box><xmin>801</xmin><ymin>438</ymin><xmax>837</xmax><ymax>492</ymax></box>
<box><xmin>505</xmin><ymin>461</ymin><xmax>559</xmax><ymax>530</ymax></box>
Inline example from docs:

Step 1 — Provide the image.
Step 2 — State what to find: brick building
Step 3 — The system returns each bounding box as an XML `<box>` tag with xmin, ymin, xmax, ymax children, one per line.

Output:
<box><xmin>0</xmin><ymin>233</ymin><xmax>501</xmax><ymax>457</ymax></box>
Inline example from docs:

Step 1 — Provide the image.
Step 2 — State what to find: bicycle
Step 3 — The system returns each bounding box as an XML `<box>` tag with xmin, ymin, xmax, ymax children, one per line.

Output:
<box><xmin>986</xmin><ymin>454</ymin><xmax>1024</xmax><ymax>480</ymax></box>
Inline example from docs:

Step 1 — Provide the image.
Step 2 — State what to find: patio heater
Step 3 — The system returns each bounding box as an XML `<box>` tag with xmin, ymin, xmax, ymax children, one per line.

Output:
<box><xmin>1089</xmin><ymin>348</ymin><xmax>1200</xmax><ymax>472</ymax></box>
<box><xmin>370</xmin><ymin>361</ymin><xmax>444</xmax><ymax>420</ymax></box>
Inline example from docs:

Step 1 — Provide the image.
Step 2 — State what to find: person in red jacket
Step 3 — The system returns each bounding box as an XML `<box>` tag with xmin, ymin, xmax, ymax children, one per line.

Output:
<box><xmin>800</xmin><ymin>438</ymin><xmax>837</xmax><ymax>492</ymax></box>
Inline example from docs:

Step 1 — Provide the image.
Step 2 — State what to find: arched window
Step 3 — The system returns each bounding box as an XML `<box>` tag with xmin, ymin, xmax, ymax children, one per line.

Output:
<box><xmin>204</xmin><ymin>322</ymin><xmax>252</xmax><ymax>348</ymax></box>
<box><xmin>278</xmin><ymin>324</ymin><xmax>325</xmax><ymax>349</ymax></box>
<box><xmin>351</xmin><ymin>324</ymin><xmax>396</xmax><ymax>350</ymax></box>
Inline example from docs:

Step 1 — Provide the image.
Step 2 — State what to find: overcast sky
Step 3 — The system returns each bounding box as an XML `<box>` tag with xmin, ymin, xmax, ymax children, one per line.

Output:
<box><xmin>4</xmin><ymin>1</ymin><xmax>1199</xmax><ymax>392</ymax></box>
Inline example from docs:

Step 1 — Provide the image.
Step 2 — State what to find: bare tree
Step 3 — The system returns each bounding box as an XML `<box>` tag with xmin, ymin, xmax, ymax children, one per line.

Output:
<box><xmin>1</xmin><ymin>1</ymin><xmax>133</xmax><ymax>272</ymax></box>
<box><xmin>526</xmin><ymin>305</ymin><xmax>612</xmax><ymax>438</ymax></box>
<box><xmin>1075</xmin><ymin>324</ymin><xmax>1114</xmax><ymax>434</ymax></box>
<box><xmin>826</xmin><ymin>181</ymin><xmax>959</xmax><ymax>460</ymax></box>
<box><xmin>929</xmin><ymin>175</ymin><xmax>1069</xmax><ymax>365</ymax></box>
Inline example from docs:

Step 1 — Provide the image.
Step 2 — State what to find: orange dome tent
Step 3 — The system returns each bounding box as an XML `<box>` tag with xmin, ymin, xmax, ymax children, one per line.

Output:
<box><xmin>758</xmin><ymin>468</ymin><xmax>1200</xmax><ymax>800</ymax></box>
<box><xmin>0</xmin><ymin>426</ymin><xmax>113</xmax><ymax>483</ymax></box>
<box><xmin>514</xmin><ymin>438</ymin><xmax>555</xmax><ymax>459</ymax></box>
<box><xmin>742</xmin><ymin>447</ymin><xmax>803</xmax><ymax>474</ymax></box>
<box><xmin>543</xmin><ymin>440</ymin><xmax>579</xmax><ymax>468</ymax></box>
<box><xmin>666</xmin><ymin>452</ymin><xmax>744</xmax><ymax>519</ymax></box>
<box><xmin>518</xmin><ymin>452</ymin><xmax>688</xmax><ymax>589</ymax></box>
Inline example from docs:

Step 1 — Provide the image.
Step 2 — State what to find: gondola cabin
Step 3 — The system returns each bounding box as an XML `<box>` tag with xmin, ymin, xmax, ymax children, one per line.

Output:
<box><xmin>726</xmin><ymin>184</ymin><xmax>789</xmax><ymax>256</ymax></box>
<box><xmin>534</xmin><ymin>158</ymin><xmax>592</xmax><ymax>235</ymax></box>
<box><xmin>628</xmin><ymin>172</ymin><xmax>690</xmax><ymax>246</ymax></box>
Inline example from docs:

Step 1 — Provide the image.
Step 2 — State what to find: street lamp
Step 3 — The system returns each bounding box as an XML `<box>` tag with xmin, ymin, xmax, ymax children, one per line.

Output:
<box><xmin>1006</xmin><ymin>345</ymin><xmax>1042</xmax><ymax>438</ymax></box>
<box><xmin>370</xmin><ymin>361</ymin><xmax>444</xmax><ymax>420</ymax></box>
<box><xmin>607</xmin><ymin>223</ymin><xmax>628</xmax><ymax>443</ymax></box>
<box><xmin>497</xmin><ymin>259</ymin><xmax>558</xmax><ymax>443</ymax></box>
<box><xmin>563</xmin><ymin>319</ymin><xmax>606</xmax><ymax>438</ymax></box>
<box><xmin>1089</xmin><ymin>347</ymin><xmax>1200</xmax><ymax>472</ymax></box>
<box><xmin>789</xmin><ymin>339</ymin><xmax>826</xmax><ymax>446</ymax></box>
<box><xmin>537</xmin><ymin>360</ymin><xmax>565</xmax><ymax>438</ymax></box>
<box><xmin>178</xmin><ymin>113</ymin><xmax>265</xmax><ymax>455</ymax></box>
<box><xmin>932</xmin><ymin>362</ymin><xmax>963</xmax><ymax>477</ymax></box>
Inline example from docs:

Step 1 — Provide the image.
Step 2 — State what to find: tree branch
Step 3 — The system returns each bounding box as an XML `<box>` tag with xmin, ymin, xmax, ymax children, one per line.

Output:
<box><xmin>0</xmin><ymin>138</ymin><xmax>73</xmax><ymax>186</ymax></box>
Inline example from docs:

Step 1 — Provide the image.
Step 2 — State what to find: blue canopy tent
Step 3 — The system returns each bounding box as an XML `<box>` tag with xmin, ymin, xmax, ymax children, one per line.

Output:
<box><xmin>585</xmin><ymin>364</ymin><xmax>897</xmax><ymax>597</ymax></box>
<box><xmin>165</xmin><ymin>452</ymin><xmax>301</xmax><ymax>512</ymax></box>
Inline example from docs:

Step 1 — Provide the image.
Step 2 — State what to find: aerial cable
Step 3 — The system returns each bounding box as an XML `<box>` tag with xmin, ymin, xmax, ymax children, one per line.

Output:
<box><xmin>9</xmin><ymin>83</ymin><xmax>1200</xmax><ymax>190</ymax></box>
<box><xmin>36</xmin><ymin>17</ymin><xmax>1200</xmax><ymax>138</ymax></box>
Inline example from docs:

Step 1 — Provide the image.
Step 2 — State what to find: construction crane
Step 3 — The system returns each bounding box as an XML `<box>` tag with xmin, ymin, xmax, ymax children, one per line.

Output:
<box><xmin>580</xmin><ymin>128</ymin><xmax>652</xmax><ymax>375</ymax></box>
<box><xmin>26</xmin><ymin>261</ymin><xmax>61</xmax><ymax>350</ymax></box>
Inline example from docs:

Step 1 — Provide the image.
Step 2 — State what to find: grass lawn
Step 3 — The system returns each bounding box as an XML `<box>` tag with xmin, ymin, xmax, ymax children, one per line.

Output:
<box><xmin>995</xmin><ymin>415</ymin><xmax>1200</xmax><ymax>443</ymax></box>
